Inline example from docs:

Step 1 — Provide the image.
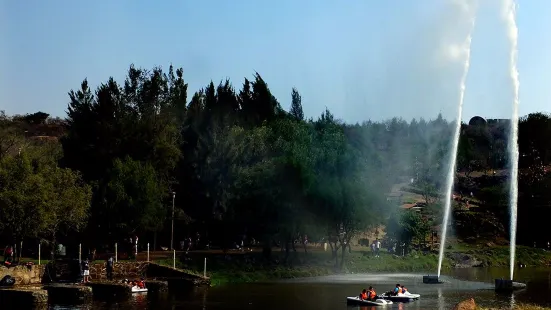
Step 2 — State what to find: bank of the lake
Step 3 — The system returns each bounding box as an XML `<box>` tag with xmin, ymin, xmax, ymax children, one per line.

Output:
<box><xmin>156</xmin><ymin>244</ymin><xmax>551</xmax><ymax>286</ymax></box>
<box><xmin>481</xmin><ymin>305</ymin><xmax>551</xmax><ymax>310</ymax></box>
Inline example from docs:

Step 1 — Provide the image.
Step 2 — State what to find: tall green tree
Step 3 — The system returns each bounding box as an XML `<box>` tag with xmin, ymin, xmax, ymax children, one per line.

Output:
<box><xmin>102</xmin><ymin>157</ymin><xmax>165</xmax><ymax>236</ymax></box>
<box><xmin>40</xmin><ymin>166</ymin><xmax>92</xmax><ymax>259</ymax></box>
<box><xmin>0</xmin><ymin>154</ymin><xmax>44</xmax><ymax>259</ymax></box>
<box><xmin>290</xmin><ymin>87</ymin><xmax>304</xmax><ymax>121</ymax></box>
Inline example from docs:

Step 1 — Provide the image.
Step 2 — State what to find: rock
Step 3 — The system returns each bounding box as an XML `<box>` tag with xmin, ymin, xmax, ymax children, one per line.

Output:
<box><xmin>449</xmin><ymin>253</ymin><xmax>483</xmax><ymax>268</ymax></box>
<box><xmin>452</xmin><ymin>298</ymin><xmax>476</xmax><ymax>310</ymax></box>
<box><xmin>86</xmin><ymin>281</ymin><xmax>132</xmax><ymax>299</ymax></box>
<box><xmin>0</xmin><ymin>265</ymin><xmax>43</xmax><ymax>285</ymax></box>
<box><xmin>145</xmin><ymin>280</ymin><xmax>169</xmax><ymax>293</ymax></box>
<box><xmin>0</xmin><ymin>287</ymin><xmax>48</xmax><ymax>308</ymax></box>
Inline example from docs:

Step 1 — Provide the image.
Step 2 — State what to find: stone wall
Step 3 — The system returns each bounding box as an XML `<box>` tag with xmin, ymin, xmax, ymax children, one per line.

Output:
<box><xmin>88</xmin><ymin>261</ymin><xmax>149</xmax><ymax>280</ymax></box>
<box><xmin>146</xmin><ymin>263</ymin><xmax>210</xmax><ymax>286</ymax></box>
<box><xmin>0</xmin><ymin>264</ymin><xmax>44</xmax><ymax>285</ymax></box>
<box><xmin>2</xmin><ymin>261</ymin><xmax>208</xmax><ymax>286</ymax></box>
<box><xmin>0</xmin><ymin>287</ymin><xmax>48</xmax><ymax>309</ymax></box>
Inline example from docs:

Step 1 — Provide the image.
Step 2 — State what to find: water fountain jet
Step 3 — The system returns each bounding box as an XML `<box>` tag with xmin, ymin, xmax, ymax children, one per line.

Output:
<box><xmin>494</xmin><ymin>0</ymin><xmax>525</xmax><ymax>291</ymax></box>
<box><xmin>501</xmin><ymin>0</ymin><xmax>520</xmax><ymax>283</ymax></box>
<box><xmin>434</xmin><ymin>11</ymin><xmax>477</xmax><ymax>283</ymax></box>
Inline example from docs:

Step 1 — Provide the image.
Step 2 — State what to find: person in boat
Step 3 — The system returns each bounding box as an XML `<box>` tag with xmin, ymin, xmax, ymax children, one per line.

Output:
<box><xmin>360</xmin><ymin>289</ymin><xmax>368</xmax><ymax>300</ymax></box>
<box><xmin>137</xmin><ymin>278</ymin><xmax>146</xmax><ymax>289</ymax></box>
<box><xmin>393</xmin><ymin>284</ymin><xmax>402</xmax><ymax>295</ymax></box>
<box><xmin>366</xmin><ymin>286</ymin><xmax>377</xmax><ymax>301</ymax></box>
<box><xmin>400</xmin><ymin>285</ymin><xmax>408</xmax><ymax>294</ymax></box>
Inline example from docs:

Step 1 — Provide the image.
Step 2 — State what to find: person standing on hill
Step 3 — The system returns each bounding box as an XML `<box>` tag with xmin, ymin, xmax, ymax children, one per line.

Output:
<box><xmin>375</xmin><ymin>239</ymin><xmax>381</xmax><ymax>258</ymax></box>
<box><xmin>106</xmin><ymin>256</ymin><xmax>114</xmax><ymax>280</ymax></box>
<box><xmin>81</xmin><ymin>258</ymin><xmax>90</xmax><ymax>283</ymax></box>
<box><xmin>3</xmin><ymin>245</ymin><xmax>13</xmax><ymax>264</ymax></box>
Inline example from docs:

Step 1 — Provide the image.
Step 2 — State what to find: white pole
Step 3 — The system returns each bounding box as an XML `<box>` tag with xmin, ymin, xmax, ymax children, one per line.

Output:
<box><xmin>135</xmin><ymin>237</ymin><xmax>138</xmax><ymax>259</ymax></box>
<box><xmin>38</xmin><ymin>243</ymin><xmax>41</xmax><ymax>265</ymax></box>
<box><xmin>203</xmin><ymin>257</ymin><xmax>206</xmax><ymax>278</ymax></box>
<box><xmin>173</xmin><ymin>250</ymin><xmax>176</xmax><ymax>269</ymax></box>
<box><xmin>79</xmin><ymin>243</ymin><xmax>82</xmax><ymax>262</ymax></box>
<box><xmin>147</xmin><ymin>243</ymin><xmax>150</xmax><ymax>262</ymax></box>
<box><xmin>115</xmin><ymin>243</ymin><xmax>118</xmax><ymax>262</ymax></box>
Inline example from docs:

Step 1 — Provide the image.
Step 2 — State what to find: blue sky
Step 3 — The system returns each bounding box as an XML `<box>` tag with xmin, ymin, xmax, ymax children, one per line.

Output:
<box><xmin>1</xmin><ymin>0</ymin><xmax>549</xmax><ymax>123</ymax></box>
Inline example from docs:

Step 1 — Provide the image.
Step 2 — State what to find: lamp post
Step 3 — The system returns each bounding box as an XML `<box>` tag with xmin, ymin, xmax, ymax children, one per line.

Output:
<box><xmin>171</xmin><ymin>192</ymin><xmax>176</xmax><ymax>250</ymax></box>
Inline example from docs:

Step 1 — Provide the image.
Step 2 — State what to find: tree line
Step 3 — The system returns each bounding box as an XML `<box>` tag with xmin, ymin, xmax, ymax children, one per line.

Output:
<box><xmin>1</xmin><ymin>64</ymin><xmax>551</xmax><ymax>265</ymax></box>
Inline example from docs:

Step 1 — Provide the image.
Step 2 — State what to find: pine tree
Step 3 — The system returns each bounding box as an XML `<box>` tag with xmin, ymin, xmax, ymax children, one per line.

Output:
<box><xmin>290</xmin><ymin>87</ymin><xmax>304</xmax><ymax>121</ymax></box>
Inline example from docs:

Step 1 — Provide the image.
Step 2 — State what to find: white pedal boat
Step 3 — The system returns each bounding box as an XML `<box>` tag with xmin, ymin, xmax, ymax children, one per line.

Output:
<box><xmin>346</xmin><ymin>296</ymin><xmax>393</xmax><ymax>306</ymax></box>
<box><xmin>131</xmin><ymin>286</ymin><xmax>148</xmax><ymax>293</ymax></box>
<box><xmin>378</xmin><ymin>292</ymin><xmax>420</xmax><ymax>302</ymax></box>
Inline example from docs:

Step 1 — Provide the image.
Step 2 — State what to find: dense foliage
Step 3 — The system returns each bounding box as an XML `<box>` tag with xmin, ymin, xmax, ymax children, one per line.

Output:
<box><xmin>1</xmin><ymin>65</ymin><xmax>551</xmax><ymax>266</ymax></box>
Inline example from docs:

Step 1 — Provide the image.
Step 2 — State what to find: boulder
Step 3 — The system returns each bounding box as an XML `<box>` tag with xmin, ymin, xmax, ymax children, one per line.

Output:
<box><xmin>452</xmin><ymin>298</ymin><xmax>476</xmax><ymax>310</ymax></box>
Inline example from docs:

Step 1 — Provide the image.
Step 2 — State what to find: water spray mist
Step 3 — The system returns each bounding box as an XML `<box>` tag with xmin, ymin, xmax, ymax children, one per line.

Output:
<box><xmin>502</xmin><ymin>0</ymin><xmax>520</xmax><ymax>282</ymax></box>
<box><xmin>437</xmin><ymin>11</ymin><xmax>477</xmax><ymax>278</ymax></box>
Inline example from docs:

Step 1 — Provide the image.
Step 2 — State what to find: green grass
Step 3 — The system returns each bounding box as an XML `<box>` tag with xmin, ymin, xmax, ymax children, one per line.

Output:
<box><xmin>446</xmin><ymin>244</ymin><xmax>551</xmax><ymax>267</ymax></box>
<box><xmin>155</xmin><ymin>249</ymin><xmax>448</xmax><ymax>286</ymax></box>
<box><xmin>153</xmin><ymin>243</ymin><xmax>551</xmax><ymax>286</ymax></box>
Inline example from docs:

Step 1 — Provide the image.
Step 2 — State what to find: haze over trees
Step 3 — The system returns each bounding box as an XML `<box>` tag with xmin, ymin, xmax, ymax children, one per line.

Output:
<box><xmin>1</xmin><ymin>64</ymin><xmax>550</xmax><ymax>267</ymax></box>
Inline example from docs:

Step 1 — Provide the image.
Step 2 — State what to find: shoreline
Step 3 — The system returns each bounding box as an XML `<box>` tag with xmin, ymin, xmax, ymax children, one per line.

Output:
<box><xmin>155</xmin><ymin>244</ymin><xmax>551</xmax><ymax>286</ymax></box>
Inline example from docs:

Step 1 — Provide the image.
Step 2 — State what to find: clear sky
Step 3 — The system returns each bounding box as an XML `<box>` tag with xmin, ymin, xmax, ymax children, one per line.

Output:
<box><xmin>1</xmin><ymin>0</ymin><xmax>549</xmax><ymax>123</ymax></box>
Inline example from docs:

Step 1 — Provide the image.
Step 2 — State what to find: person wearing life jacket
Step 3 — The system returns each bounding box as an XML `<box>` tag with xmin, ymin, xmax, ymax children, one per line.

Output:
<box><xmin>401</xmin><ymin>285</ymin><xmax>408</xmax><ymax>294</ymax></box>
<box><xmin>133</xmin><ymin>278</ymin><xmax>146</xmax><ymax>289</ymax></box>
<box><xmin>367</xmin><ymin>286</ymin><xmax>377</xmax><ymax>301</ymax></box>
<box><xmin>393</xmin><ymin>284</ymin><xmax>402</xmax><ymax>295</ymax></box>
<box><xmin>360</xmin><ymin>289</ymin><xmax>368</xmax><ymax>300</ymax></box>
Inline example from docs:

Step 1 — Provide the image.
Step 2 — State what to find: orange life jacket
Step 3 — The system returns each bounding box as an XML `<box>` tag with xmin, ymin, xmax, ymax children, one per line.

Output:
<box><xmin>361</xmin><ymin>292</ymin><xmax>367</xmax><ymax>300</ymax></box>
<box><xmin>398</xmin><ymin>287</ymin><xmax>402</xmax><ymax>294</ymax></box>
<box><xmin>368</xmin><ymin>289</ymin><xmax>376</xmax><ymax>299</ymax></box>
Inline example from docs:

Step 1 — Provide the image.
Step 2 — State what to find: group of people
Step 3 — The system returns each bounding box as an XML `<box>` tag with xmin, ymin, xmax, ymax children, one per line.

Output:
<box><xmin>80</xmin><ymin>255</ymin><xmax>116</xmax><ymax>283</ymax></box>
<box><xmin>359</xmin><ymin>284</ymin><xmax>408</xmax><ymax>301</ymax></box>
<box><xmin>392</xmin><ymin>284</ymin><xmax>408</xmax><ymax>295</ymax></box>
<box><xmin>359</xmin><ymin>286</ymin><xmax>377</xmax><ymax>301</ymax></box>
<box><xmin>122</xmin><ymin>278</ymin><xmax>146</xmax><ymax>289</ymax></box>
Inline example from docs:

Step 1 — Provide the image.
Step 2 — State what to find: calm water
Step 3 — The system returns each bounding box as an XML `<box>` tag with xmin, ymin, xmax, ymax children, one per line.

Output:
<box><xmin>50</xmin><ymin>268</ymin><xmax>551</xmax><ymax>310</ymax></box>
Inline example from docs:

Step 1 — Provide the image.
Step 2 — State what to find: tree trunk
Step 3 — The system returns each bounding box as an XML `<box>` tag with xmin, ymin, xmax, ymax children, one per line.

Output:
<box><xmin>262</xmin><ymin>238</ymin><xmax>272</xmax><ymax>261</ymax></box>
<box><xmin>284</xmin><ymin>238</ymin><xmax>290</xmax><ymax>263</ymax></box>
<box><xmin>330</xmin><ymin>241</ymin><xmax>340</xmax><ymax>267</ymax></box>
<box><xmin>340</xmin><ymin>245</ymin><xmax>346</xmax><ymax>270</ymax></box>
<box><xmin>18</xmin><ymin>240</ymin><xmax>23</xmax><ymax>263</ymax></box>
<box><xmin>50</xmin><ymin>231</ymin><xmax>57</xmax><ymax>262</ymax></box>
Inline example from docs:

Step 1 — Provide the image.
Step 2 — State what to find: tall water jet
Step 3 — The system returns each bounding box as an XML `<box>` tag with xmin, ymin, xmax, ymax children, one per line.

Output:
<box><xmin>502</xmin><ymin>0</ymin><xmax>520</xmax><ymax>282</ymax></box>
<box><xmin>437</xmin><ymin>11</ymin><xmax>477</xmax><ymax>278</ymax></box>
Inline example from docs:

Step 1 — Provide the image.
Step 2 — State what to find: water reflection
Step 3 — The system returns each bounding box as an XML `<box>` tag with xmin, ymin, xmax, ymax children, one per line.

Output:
<box><xmin>48</xmin><ymin>268</ymin><xmax>551</xmax><ymax>310</ymax></box>
<box><xmin>437</xmin><ymin>287</ymin><xmax>444</xmax><ymax>310</ymax></box>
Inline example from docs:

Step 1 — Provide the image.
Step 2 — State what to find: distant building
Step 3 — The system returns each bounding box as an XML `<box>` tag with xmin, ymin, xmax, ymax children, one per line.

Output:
<box><xmin>468</xmin><ymin>116</ymin><xmax>510</xmax><ymax>127</ymax></box>
<box><xmin>486</xmin><ymin>118</ymin><xmax>510</xmax><ymax>125</ymax></box>
<box><xmin>468</xmin><ymin>116</ymin><xmax>486</xmax><ymax>126</ymax></box>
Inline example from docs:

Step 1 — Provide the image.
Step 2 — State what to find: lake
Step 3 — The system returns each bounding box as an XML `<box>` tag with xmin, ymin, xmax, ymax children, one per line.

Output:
<box><xmin>50</xmin><ymin>267</ymin><xmax>551</xmax><ymax>310</ymax></box>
